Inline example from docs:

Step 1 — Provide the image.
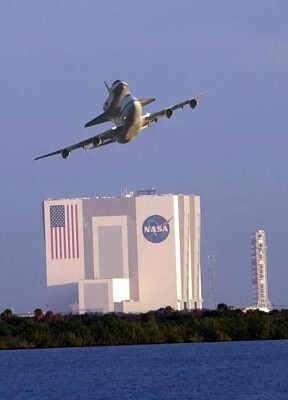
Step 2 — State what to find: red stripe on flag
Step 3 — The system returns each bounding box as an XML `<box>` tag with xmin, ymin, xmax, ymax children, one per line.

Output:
<box><xmin>51</xmin><ymin>227</ymin><xmax>54</xmax><ymax>259</ymax></box>
<box><xmin>55</xmin><ymin>227</ymin><xmax>58</xmax><ymax>260</ymax></box>
<box><xmin>67</xmin><ymin>205</ymin><xmax>71</xmax><ymax>259</ymax></box>
<box><xmin>71</xmin><ymin>205</ymin><xmax>75</xmax><ymax>259</ymax></box>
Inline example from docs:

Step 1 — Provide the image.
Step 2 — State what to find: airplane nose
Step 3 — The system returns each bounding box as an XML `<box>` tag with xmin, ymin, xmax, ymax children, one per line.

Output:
<box><xmin>114</xmin><ymin>81</ymin><xmax>128</xmax><ymax>94</ymax></box>
<box><xmin>118</xmin><ymin>82</ymin><xmax>127</xmax><ymax>90</ymax></box>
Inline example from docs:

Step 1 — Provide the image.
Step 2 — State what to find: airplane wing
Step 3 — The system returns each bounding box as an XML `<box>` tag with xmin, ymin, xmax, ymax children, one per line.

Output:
<box><xmin>142</xmin><ymin>92</ymin><xmax>206</xmax><ymax>126</ymax></box>
<box><xmin>35</xmin><ymin>126</ymin><xmax>122</xmax><ymax>160</ymax></box>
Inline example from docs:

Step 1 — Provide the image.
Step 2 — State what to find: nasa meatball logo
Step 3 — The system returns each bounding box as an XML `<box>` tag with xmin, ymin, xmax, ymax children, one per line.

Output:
<box><xmin>142</xmin><ymin>215</ymin><xmax>172</xmax><ymax>243</ymax></box>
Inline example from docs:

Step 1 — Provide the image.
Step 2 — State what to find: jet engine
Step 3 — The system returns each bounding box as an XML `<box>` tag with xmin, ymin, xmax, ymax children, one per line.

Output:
<box><xmin>165</xmin><ymin>108</ymin><xmax>174</xmax><ymax>119</ymax></box>
<box><xmin>92</xmin><ymin>137</ymin><xmax>102</xmax><ymax>147</ymax></box>
<box><xmin>189</xmin><ymin>99</ymin><xmax>197</xmax><ymax>109</ymax></box>
<box><xmin>61</xmin><ymin>149</ymin><xmax>70</xmax><ymax>159</ymax></box>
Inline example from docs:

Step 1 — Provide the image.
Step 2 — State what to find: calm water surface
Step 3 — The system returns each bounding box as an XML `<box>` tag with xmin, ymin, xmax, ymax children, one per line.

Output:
<box><xmin>0</xmin><ymin>341</ymin><xmax>287</xmax><ymax>399</ymax></box>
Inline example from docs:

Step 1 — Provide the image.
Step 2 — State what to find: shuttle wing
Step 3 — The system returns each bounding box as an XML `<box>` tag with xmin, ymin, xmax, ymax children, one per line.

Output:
<box><xmin>84</xmin><ymin>112</ymin><xmax>112</xmax><ymax>128</ymax></box>
<box><xmin>139</xmin><ymin>97</ymin><xmax>155</xmax><ymax>107</ymax></box>
<box><xmin>85</xmin><ymin>98</ymin><xmax>155</xmax><ymax>128</ymax></box>
<box><xmin>35</xmin><ymin>126</ymin><xmax>123</xmax><ymax>160</ymax></box>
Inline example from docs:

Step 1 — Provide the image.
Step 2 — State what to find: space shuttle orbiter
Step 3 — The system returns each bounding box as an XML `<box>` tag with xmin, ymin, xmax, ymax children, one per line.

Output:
<box><xmin>84</xmin><ymin>80</ymin><xmax>155</xmax><ymax>128</ymax></box>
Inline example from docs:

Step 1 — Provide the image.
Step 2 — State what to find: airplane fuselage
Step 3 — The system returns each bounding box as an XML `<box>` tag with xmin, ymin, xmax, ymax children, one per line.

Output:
<box><xmin>116</xmin><ymin>94</ymin><xmax>143</xmax><ymax>143</ymax></box>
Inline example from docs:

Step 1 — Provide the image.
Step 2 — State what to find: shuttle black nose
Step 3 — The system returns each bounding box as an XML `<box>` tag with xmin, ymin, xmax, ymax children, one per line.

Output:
<box><xmin>113</xmin><ymin>81</ymin><xmax>128</xmax><ymax>94</ymax></box>
<box><xmin>112</xmin><ymin>80</ymin><xmax>121</xmax><ymax>87</ymax></box>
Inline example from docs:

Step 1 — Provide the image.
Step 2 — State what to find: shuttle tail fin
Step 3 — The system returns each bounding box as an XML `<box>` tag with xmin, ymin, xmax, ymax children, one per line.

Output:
<box><xmin>104</xmin><ymin>81</ymin><xmax>110</xmax><ymax>92</ymax></box>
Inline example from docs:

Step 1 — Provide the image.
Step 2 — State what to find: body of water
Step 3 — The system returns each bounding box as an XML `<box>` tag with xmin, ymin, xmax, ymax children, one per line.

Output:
<box><xmin>0</xmin><ymin>340</ymin><xmax>287</xmax><ymax>399</ymax></box>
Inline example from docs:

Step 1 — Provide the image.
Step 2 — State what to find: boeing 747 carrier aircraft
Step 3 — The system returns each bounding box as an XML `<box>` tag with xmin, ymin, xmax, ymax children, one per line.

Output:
<box><xmin>35</xmin><ymin>80</ymin><xmax>205</xmax><ymax>160</ymax></box>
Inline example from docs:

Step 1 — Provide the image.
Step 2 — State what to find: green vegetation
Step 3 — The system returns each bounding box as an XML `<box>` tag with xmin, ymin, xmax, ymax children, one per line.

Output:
<box><xmin>1</xmin><ymin>305</ymin><xmax>288</xmax><ymax>349</ymax></box>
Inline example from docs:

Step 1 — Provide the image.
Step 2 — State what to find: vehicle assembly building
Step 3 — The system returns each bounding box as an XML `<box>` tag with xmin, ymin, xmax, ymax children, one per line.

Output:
<box><xmin>43</xmin><ymin>190</ymin><xmax>202</xmax><ymax>313</ymax></box>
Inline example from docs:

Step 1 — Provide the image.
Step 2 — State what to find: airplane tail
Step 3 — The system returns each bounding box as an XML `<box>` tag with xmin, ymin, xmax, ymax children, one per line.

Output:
<box><xmin>104</xmin><ymin>81</ymin><xmax>110</xmax><ymax>92</ymax></box>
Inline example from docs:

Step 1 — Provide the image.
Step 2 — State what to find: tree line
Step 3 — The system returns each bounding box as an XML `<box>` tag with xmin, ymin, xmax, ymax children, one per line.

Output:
<box><xmin>1</xmin><ymin>305</ymin><xmax>288</xmax><ymax>349</ymax></box>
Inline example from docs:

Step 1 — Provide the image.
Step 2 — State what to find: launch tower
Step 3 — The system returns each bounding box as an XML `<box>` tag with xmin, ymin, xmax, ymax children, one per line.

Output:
<box><xmin>250</xmin><ymin>229</ymin><xmax>272</xmax><ymax>311</ymax></box>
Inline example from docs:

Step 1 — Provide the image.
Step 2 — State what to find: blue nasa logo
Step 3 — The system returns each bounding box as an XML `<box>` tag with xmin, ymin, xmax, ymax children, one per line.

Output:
<box><xmin>142</xmin><ymin>215</ymin><xmax>172</xmax><ymax>243</ymax></box>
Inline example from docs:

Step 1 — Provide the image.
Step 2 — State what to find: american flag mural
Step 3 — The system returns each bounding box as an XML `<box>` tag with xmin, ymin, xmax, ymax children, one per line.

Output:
<box><xmin>50</xmin><ymin>204</ymin><xmax>79</xmax><ymax>260</ymax></box>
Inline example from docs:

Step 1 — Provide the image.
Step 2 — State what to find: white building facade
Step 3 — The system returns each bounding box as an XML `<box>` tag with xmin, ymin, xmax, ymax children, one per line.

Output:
<box><xmin>43</xmin><ymin>192</ymin><xmax>202</xmax><ymax>313</ymax></box>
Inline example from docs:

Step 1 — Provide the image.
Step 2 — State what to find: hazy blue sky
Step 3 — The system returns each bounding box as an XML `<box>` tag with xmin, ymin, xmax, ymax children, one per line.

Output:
<box><xmin>1</xmin><ymin>1</ymin><xmax>287</xmax><ymax>312</ymax></box>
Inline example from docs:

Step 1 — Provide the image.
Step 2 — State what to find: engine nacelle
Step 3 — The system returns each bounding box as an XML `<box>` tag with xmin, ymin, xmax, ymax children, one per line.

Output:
<box><xmin>165</xmin><ymin>108</ymin><xmax>174</xmax><ymax>119</ymax></box>
<box><xmin>189</xmin><ymin>99</ymin><xmax>197</xmax><ymax>109</ymax></box>
<box><xmin>92</xmin><ymin>136</ymin><xmax>102</xmax><ymax>147</ymax></box>
<box><xmin>62</xmin><ymin>149</ymin><xmax>70</xmax><ymax>159</ymax></box>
